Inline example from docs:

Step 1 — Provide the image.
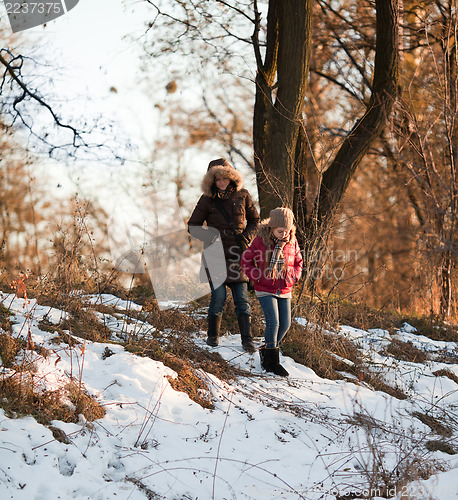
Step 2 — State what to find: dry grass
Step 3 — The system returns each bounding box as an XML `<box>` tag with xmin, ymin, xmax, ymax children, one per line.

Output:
<box><xmin>381</xmin><ymin>339</ymin><xmax>429</xmax><ymax>364</ymax></box>
<box><xmin>166</xmin><ymin>357</ymin><xmax>214</xmax><ymax>410</ymax></box>
<box><xmin>140</xmin><ymin>297</ymin><xmax>206</xmax><ymax>333</ymax></box>
<box><xmin>404</xmin><ymin>316</ymin><xmax>458</xmax><ymax>343</ymax></box>
<box><xmin>33</xmin><ymin>289</ymin><xmax>111</xmax><ymax>343</ymax></box>
<box><xmin>66</xmin><ymin>381</ymin><xmax>106</xmax><ymax>421</ymax></box>
<box><xmin>359</xmin><ymin>370</ymin><xmax>408</xmax><ymax>400</ymax></box>
<box><xmin>425</xmin><ymin>440</ymin><xmax>456</xmax><ymax>455</ymax></box>
<box><xmin>125</xmin><ymin>327</ymin><xmax>249</xmax><ymax>409</ymax></box>
<box><xmin>343</xmin><ymin>408</ymin><xmax>449</xmax><ymax>499</ymax></box>
<box><xmin>280</xmin><ymin>294</ymin><xmax>458</xmax><ymax>401</ymax></box>
<box><xmin>308</xmin><ymin>296</ymin><xmax>400</xmax><ymax>332</ymax></box>
<box><xmin>38</xmin><ymin>318</ymin><xmax>81</xmax><ymax>346</ymax></box>
<box><xmin>1</xmin><ymin>285</ymin><xmax>106</xmax><ymax>426</ymax></box>
<box><xmin>0</xmin><ymin>319</ymin><xmax>105</xmax><ymax>425</ymax></box>
<box><xmin>0</xmin><ymin>374</ymin><xmax>105</xmax><ymax>425</ymax></box>
<box><xmin>0</xmin><ymin>333</ymin><xmax>23</xmax><ymax>368</ymax></box>
<box><xmin>413</xmin><ymin>411</ymin><xmax>453</xmax><ymax>438</ymax></box>
<box><xmin>60</xmin><ymin>307</ymin><xmax>111</xmax><ymax>343</ymax></box>
<box><xmin>432</xmin><ymin>368</ymin><xmax>458</xmax><ymax>384</ymax></box>
<box><xmin>0</xmin><ymin>303</ymin><xmax>13</xmax><ymax>332</ymax></box>
<box><xmin>280</xmin><ymin>319</ymin><xmax>408</xmax><ymax>399</ymax></box>
<box><xmin>281</xmin><ymin>321</ymin><xmax>360</xmax><ymax>380</ymax></box>
<box><xmin>125</xmin><ymin>342</ymin><xmax>215</xmax><ymax>409</ymax></box>
<box><xmin>304</xmin><ymin>294</ymin><xmax>458</xmax><ymax>343</ymax></box>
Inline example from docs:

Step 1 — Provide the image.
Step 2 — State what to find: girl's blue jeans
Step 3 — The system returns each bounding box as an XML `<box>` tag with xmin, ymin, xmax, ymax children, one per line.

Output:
<box><xmin>257</xmin><ymin>295</ymin><xmax>291</xmax><ymax>348</ymax></box>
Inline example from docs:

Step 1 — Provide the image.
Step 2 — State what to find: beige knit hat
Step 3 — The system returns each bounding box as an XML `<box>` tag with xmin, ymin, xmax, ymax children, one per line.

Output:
<box><xmin>268</xmin><ymin>207</ymin><xmax>294</xmax><ymax>230</ymax></box>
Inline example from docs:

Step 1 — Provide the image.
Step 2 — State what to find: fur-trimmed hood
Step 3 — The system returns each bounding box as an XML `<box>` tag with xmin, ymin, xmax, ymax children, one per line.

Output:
<box><xmin>257</xmin><ymin>219</ymin><xmax>297</xmax><ymax>247</ymax></box>
<box><xmin>201</xmin><ymin>164</ymin><xmax>244</xmax><ymax>197</ymax></box>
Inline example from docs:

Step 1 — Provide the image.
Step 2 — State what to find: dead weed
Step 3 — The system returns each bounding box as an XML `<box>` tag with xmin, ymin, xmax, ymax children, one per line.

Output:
<box><xmin>0</xmin><ymin>374</ymin><xmax>105</xmax><ymax>425</ymax></box>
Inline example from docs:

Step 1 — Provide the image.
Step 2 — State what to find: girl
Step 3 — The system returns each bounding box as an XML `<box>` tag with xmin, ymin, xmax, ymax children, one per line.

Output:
<box><xmin>241</xmin><ymin>207</ymin><xmax>303</xmax><ymax>376</ymax></box>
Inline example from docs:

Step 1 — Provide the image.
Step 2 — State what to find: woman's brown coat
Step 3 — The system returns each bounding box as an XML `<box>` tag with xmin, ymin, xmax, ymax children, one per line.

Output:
<box><xmin>188</xmin><ymin>164</ymin><xmax>260</xmax><ymax>283</ymax></box>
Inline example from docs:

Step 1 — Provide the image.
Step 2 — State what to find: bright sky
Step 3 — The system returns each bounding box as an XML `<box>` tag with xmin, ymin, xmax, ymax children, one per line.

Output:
<box><xmin>0</xmin><ymin>0</ymin><xmax>258</xmax><ymax>211</ymax></box>
<box><xmin>40</xmin><ymin>0</ymin><xmax>155</xmax><ymax>153</ymax></box>
<box><xmin>0</xmin><ymin>1</ymin><xmax>165</xmax><ymax>206</ymax></box>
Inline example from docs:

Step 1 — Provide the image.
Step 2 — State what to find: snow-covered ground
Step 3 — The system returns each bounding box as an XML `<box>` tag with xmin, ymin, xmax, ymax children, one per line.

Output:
<box><xmin>1</xmin><ymin>292</ymin><xmax>458</xmax><ymax>499</ymax></box>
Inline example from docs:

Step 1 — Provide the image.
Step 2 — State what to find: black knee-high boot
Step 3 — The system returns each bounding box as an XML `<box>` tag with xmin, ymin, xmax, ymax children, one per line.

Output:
<box><xmin>237</xmin><ymin>314</ymin><xmax>255</xmax><ymax>353</ymax></box>
<box><xmin>206</xmin><ymin>315</ymin><xmax>222</xmax><ymax>346</ymax></box>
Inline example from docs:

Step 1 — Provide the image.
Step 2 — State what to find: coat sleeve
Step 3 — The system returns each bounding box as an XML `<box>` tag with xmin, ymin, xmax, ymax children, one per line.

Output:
<box><xmin>293</xmin><ymin>240</ymin><xmax>303</xmax><ymax>282</ymax></box>
<box><xmin>241</xmin><ymin>237</ymin><xmax>262</xmax><ymax>282</ymax></box>
<box><xmin>188</xmin><ymin>195</ymin><xmax>208</xmax><ymax>226</ymax></box>
<box><xmin>241</xmin><ymin>192</ymin><xmax>260</xmax><ymax>246</ymax></box>
<box><xmin>187</xmin><ymin>195</ymin><xmax>215</xmax><ymax>245</ymax></box>
<box><xmin>284</xmin><ymin>240</ymin><xmax>303</xmax><ymax>285</ymax></box>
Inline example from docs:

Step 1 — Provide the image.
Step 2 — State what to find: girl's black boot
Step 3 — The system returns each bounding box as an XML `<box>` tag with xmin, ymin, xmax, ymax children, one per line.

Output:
<box><xmin>260</xmin><ymin>347</ymin><xmax>289</xmax><ymax>377</ymax></box>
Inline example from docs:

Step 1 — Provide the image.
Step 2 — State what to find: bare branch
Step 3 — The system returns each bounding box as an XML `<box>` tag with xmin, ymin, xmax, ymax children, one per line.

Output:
<box><xmin>0</xmin><ymin>49</ymin><xmax>84</xmax><ymax>148</ymax></box>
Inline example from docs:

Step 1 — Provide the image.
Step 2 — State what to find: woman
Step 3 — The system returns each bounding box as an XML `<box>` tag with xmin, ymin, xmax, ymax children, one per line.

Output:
<box><xmin>188</xmin><ymin>158</ymin><xmax>260</xmax><ymax>352</ymax></box>
<box><xmin>241</xmin><ymin>207</ymin><xmax>303</xmax><ymax>376</ymax></box>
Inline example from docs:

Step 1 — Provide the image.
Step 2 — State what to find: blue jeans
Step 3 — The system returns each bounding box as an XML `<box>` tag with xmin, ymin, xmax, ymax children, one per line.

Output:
<box><xmin>208</xmin><ymin>282</ymin><xmax>251</xmax><ymax>317</ymax></box>
<box><xmin>258</xmin><ymin>295</ymin><xmax>291</xmax><ymax>348</ymax></box>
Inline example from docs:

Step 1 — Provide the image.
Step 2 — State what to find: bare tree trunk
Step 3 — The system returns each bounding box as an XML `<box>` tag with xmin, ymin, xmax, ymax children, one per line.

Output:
<box><xmin>253</xmin><ymin>0</ymin><xmax>313</xmax><ymax>217</ymax></box>
<box><xmin>253</xmin><ymin>0</ymin><xmax>400</xmax><ymax>267</ymax></box>
<box><xmin>308</xmin><ymin>0</ymin><xmax>400</xmax><ymax>242</ymax></box>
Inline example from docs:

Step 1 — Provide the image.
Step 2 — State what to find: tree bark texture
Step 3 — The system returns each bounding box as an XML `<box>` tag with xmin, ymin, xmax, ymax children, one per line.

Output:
<box><xmin>309</xmin><ymin>0</ymin><xmax>400</xmax><ymax>239</ymax></box>
<box><xmin>253</xmin><ymin>0</ymin><xmax>400</xmax><ymax>248</ymax></box>
<box><xmin>253</xmin><ymin>0</ymin><xmax>312</xmax><ymax>218</ymax></box>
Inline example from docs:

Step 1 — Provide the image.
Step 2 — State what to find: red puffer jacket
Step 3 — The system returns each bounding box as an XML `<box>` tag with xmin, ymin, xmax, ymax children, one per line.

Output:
<box><xmin>241</xmin><ymin>221</ymin><xmax>303</xmax><ymax>295</ymax></box>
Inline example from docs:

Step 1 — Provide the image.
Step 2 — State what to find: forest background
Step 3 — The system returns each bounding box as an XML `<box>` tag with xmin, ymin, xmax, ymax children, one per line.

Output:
<box><xmin>0</xmin><ymin>0</ymin><xmax>457</xmax><ymax>322</ymax></box>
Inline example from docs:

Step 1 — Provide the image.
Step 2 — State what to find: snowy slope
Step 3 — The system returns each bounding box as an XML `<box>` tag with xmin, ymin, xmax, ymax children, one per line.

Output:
<box><xmin>0</xmin><ymin>292</ymin><xmax>457</xmax><ymax>500</ymax></box>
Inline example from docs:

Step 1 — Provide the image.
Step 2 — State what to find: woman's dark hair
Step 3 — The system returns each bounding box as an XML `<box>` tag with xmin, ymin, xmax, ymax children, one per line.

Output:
<box><xmin>211</xmin><ymin>179</ymin><xmax>236</xmax><ymax>196</ymax></box>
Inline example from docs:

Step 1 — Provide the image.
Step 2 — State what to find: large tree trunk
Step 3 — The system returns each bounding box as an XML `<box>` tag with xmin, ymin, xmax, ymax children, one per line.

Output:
<box><xmin>253</xmin><ymin>0</ymin><xmax>312</xmax><ymax>218</ymax></box>
<box><xmin>308</xmin><ymin>0</ymin><xmax>400</xmax><ymax>242</ymax></box>
<box><xmin>253</xmin><ymin>0</ymin><xmax>400</xmax><ymax>256</ymax></box>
